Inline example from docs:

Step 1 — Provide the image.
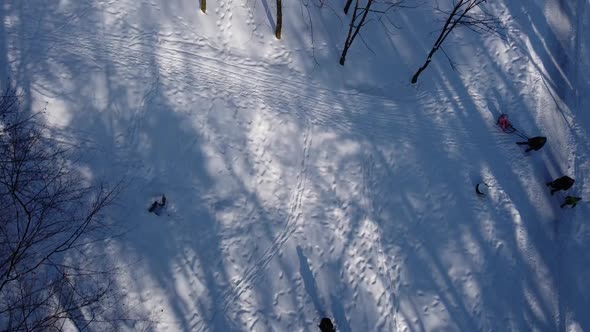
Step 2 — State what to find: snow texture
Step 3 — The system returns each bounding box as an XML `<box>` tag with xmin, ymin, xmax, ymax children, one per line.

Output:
<box><xmin>1</xmin><ymin>0</ymin><xmax>589</xmax><ymax>330</ymax></box>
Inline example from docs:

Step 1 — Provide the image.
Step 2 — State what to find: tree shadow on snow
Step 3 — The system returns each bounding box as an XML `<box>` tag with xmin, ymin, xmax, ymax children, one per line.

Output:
<box><xmin>3</xmin><ymin>0</ymin><xmax>590</xmax><ymax>332</ymax></box>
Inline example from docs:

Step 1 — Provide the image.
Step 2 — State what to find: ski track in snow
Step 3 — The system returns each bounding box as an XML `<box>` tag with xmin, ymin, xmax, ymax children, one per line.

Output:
<box><xmin>11</xmin><ymin>0</ymin><xmax>432</xmax><ymax>142</ymax></box>
<box><xmin>4</xmin><ymin>0</ymin><xmax>590</xmax><ymax>331</ymax></box>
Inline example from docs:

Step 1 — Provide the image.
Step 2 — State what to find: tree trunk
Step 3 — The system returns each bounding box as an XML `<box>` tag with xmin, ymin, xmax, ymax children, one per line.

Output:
<box><xmin>339</xmin><ymin>0</ymin><xmax>372</xmax><ymax>65</ymax></box>
<box><xmin>411</xmin><ymin>58</ymin><xmax>431</xmax><ymax>83</ymax></box>
<box><xmin>344</xmin><ymin>0</ymin><xmax>353</xmax><ymax>14</ymax></box>
<box><xmin>201</xmin><ymin>0</ymin><xmax>206</xmax><ymax>13</ymax></box>
<box><xmin>275</xmin><ymin>0</ymin><xmax>282</xmax><ymax>39</ymax></box>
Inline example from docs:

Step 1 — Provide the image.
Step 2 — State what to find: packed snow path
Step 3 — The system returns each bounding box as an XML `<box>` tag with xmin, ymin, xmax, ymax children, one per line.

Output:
<box><xmin>1</xmin><ymin>0</ymin><xmax>589</xmax><ymax>330</ymax></box>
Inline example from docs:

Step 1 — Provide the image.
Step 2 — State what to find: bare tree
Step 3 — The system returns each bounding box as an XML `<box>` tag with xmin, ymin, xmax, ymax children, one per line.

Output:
<box><xmin>276</xmin><ymin>0</ymin><xmax>283</xmax><ymax>39</ymax></box>
<box><xmin>411</xmin><ymin>0</ymin><xmax>503</xmax><ymax>83</ymax></box>
<box><xmin>201</xmin><ymin>0</ymin><xmax>206</xmax><ymax>13</ymax></box>
<box><xmin>0</xmin><ymin>88</ymin><xmax>133</xmax><ymax>331</ymax></box>
<box><xmin>340</xmin><ymin>0</ymin><xmax>405</xmax><ymax>65</ymax></box>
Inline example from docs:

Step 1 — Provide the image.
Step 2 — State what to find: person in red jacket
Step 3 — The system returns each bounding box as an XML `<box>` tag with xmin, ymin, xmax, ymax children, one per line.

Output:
<box><xmin>497</xmin><ymin>114</ymin><xmax>513</xmax><ymax>132</ymax></box>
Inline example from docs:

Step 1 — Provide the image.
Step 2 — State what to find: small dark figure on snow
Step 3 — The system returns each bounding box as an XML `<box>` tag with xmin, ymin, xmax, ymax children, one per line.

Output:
<box><xmin>319</xmin><ymin>318</ymin><xmax>335</xmax><ymax>332</ymax></box>
<box><xmin>475</xmin><ymin>182</ymin><xmax>489</xmax><ymax>197</ymax></box>
<box><xmin>561</xmin><ymin>196</ymin><xmax>581</xmax><ymax>208</ymax></box>
<box><xmin>546</xmin><ymin>176</ymin><xmax>575</xmax><ymax>195</ymax></box>
<box><xmin>516</xmin><ymin>136</ymin><xmax>547</xmax><ymax>152</ymax></box>
<box><xmin>497</xmin><ymin>114</ymin><xmax>514</xmax><ymax>132</ymax></box>
<box><xmin>148</xmin><ymin>195</ymin><xmax>167</xmax><ymax>215</ymax></box>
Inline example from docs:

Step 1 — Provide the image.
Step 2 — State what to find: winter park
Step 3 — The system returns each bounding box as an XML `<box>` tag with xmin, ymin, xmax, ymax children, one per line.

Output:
<box><xmin>1</xmin><ymin>0</ymin><xmax>589</xmax><ymax>331</ymax></box>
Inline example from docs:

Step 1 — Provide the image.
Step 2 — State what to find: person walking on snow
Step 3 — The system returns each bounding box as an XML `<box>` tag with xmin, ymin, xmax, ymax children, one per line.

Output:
<box><xmin>318</xmin><ymin>318</ymin><xmax>336</xmax><ymax>332</ymax></box>
<box><xmin>516</xmin><ymin>136</ymin><xmax>547</xmax><ymax>152</ymax></box>
<box><xmin>546</xmin><ymin>176</ymin><xmax>575</xmax><ymax>195</ymax></box>
<box><xmin>561</xmin><ymin>196</ymin><xmax>582</xmax><ymax>208</ymax></box>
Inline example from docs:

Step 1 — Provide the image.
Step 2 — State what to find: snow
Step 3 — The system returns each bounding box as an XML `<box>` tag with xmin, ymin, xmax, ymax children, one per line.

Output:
<box><xmin>1</xmin><ymin>0</ymin><xmax>589</xmax><ymax>330</ymax></box>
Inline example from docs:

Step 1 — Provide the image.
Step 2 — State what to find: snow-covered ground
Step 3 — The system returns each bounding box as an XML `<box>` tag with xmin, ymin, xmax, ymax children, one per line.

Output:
<box><xmin>1</xmin><ymin>0</ymin><xmax>589</xmax><ymax>330</ymax></box>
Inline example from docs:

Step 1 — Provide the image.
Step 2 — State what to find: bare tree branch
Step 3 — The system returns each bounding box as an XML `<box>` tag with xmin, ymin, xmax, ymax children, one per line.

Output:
<box><xmin>411</xmin><ymin>0</ymin><xmax>505</xmax><ymax>83</ymax></box>
<box><xmin>0</xmin><ymin>87</ymin><xmax>146</xmax><ymax>331</ymax></box>
<box><xmin>340</xmin><ymin>0</ymin><xmax>406</xmax><ymax>65</ymax></box>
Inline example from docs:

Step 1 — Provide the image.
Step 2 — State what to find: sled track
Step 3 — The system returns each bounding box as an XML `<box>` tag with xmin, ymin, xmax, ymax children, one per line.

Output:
<box><xmin>22</xmin><ymin>21</ymin><xmax>445</xmax><ymax>144</ymax></box>
<box><xmin>152</xmin><ymin>43</ymin><xmax>422</xmax><ymax>136</ymax></box>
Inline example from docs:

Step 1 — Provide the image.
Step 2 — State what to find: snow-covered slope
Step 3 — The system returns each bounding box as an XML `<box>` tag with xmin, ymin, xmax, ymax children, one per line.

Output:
<box><xmin>1</xmin><ymin>0</ymin><xmax>588</xmax><ymax>330</ymax></box>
